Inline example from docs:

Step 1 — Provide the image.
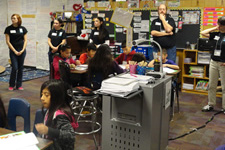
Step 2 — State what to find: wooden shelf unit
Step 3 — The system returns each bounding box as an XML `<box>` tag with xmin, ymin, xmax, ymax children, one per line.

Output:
<box><xmin>181</xmin><ymin>49</ymin><xmax>221</xmax><ymax>97</ymax></box>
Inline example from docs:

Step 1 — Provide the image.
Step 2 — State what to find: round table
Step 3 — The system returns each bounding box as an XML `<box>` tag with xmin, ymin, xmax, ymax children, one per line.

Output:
<box><xmin>0</xmin><ymin>66</ymin><xmax>6</xmax><ymax>74</ymax></box>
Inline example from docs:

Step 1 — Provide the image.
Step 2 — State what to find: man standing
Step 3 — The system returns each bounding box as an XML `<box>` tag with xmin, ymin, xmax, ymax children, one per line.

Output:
<box><xmin>151</xmin><ymin>4</ymin><xmax>176</xmax><ymax>62</ymax></box>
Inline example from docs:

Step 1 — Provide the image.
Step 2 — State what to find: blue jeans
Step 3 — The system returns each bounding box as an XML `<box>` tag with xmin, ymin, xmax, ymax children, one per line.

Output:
<box><xmin>152</xmin><ymin>46</ymin><xmax>177</xmax><ymax>63</ymax></box>
<box><xmin>9</xmin><ymin>50</ymin><xmax>26</xmax><ymax>88</ymax></box>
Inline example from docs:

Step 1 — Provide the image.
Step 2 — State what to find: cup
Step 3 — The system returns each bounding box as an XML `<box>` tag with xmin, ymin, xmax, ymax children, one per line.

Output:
<box><xmin>129</xmin><ymin>64</ymin><xmax>137</xmax><ymax>74</ymax></box>
<box><xmin>190</xmin><ymin>44</ymin><xmax>196</xmax><ymax>50</ymax></box>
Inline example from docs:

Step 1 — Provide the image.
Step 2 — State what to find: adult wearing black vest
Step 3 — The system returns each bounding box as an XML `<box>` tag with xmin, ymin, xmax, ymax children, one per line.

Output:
<box><xmin>151</xmin><ymin>4</ymin><xmax>176</xmax><ymax>62</ymax></box>
<box><xmin>48</xmin><ymin>18</ymin><xmax>66</xmax><ymax>69</ymax></box>
<box><xmin>4</xmin><ymin>14</ymin><xmax>28</xmax><ymax>91</ymax></box>
<box><xmin>201</xmin><ymin>16</ymin><xmax>225</xmax><ymax>112</ymax></box>
<box><xmin>89</xmin><ymin>17</ymin><xmax>109</xmax><ymax>47</ymax></box>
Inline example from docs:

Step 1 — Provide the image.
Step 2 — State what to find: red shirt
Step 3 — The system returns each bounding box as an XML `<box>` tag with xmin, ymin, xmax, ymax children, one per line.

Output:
<box><xmin>114</xmin><ymin>50</ymin><xmax>136</xmax><ymax>64</ymax></box>
<box><xmin>53</xmin><ymin>55</ymin><xmax>76</xmax><ymax>79</ymax></box>
<box><xmin>79</xmin><ymin>53</ymin><xmax>89</xmax><ymax>64</ymax></box>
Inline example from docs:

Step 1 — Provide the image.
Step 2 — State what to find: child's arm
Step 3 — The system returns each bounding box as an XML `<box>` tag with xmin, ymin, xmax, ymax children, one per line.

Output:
<box><xmin>163</xmin><ymin>64</ymin><xmax>179</xmax><ymax>70</ymax></box>
<box><xmin>35</xmin><ymin>123</ymin><xmax>49</xmax><ymax>135</ymax></box>
<box><xmin>148</xmin><ymin>59</ymin><xmax>155</xmax><ymax>67</ymax></box>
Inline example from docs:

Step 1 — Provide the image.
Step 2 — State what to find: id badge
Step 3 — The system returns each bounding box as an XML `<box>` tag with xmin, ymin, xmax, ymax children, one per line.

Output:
<box><xmin>59</xmin><ymin>32</ymin><xmax>62</xmax><ymax>36</ymax></box>
<box><xmin>94</xmin><ymin>32</ymin><xmax>99</xmax><ymax>35</ymax></box>
<box><xmin>214</xmin><ymin>49</ymin><xmax>221</xmax><ymax>56</ymax></box>
<box><xmin>19</xmin><ymin>28</ymin><xmax>23</xmax><ymax>33</ymax></box>
<box><xmin>214</xmin><ymin>36</ymin><xmax>220</xmax><ymax>40</ymax></box>
<box><xmin>155</xmin><ymin>22</ymin><xmax>161</xmax><ymax>26</ymax></box>
<box><xmin>10</xmin><ymin>30</ymin><xmax>16</xmax><ymax>33</ymax></box>
<box><xmin>52</xmin><ymin>33</ymin><xmax>57</xmax><ymax>36</ymax></box>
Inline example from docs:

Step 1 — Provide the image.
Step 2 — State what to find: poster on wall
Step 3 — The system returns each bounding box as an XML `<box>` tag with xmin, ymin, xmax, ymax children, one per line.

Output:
<box><xmin>168</xmin><ymin>0</ymin><xmax>180</xmax><ymax>7</ymax></box>
<box><xmin>128</xmin><ymin>0</ymin><xmax>139</xmax><ymax>8</ymax></box>
<box><xmin>183</xmin><ymin>11</ymin><xmax>200</xmax><ymax>24</ymax></box>
<box><xmin>154</xmin><ymin>0</ymin><xmax>165</xmax><ymax>7</ymax></box>
<box><xmin>203</xmin><ymin>7</ymin><xmax>224</xmax><ymax>26</ymax></box>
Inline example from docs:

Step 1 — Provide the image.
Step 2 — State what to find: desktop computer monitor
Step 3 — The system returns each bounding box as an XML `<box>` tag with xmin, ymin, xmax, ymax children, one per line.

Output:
<box><xmin>197</xmin><ymin>38</ymin><xmax>216</xmax><ymax>51</ymax></box>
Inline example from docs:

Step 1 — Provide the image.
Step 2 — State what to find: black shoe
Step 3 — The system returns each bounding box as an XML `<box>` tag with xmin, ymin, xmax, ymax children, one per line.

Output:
<box><xmin>202</xmin><ymin>105</ymin><xmax>214</xmax><ymax>112</ymax></box>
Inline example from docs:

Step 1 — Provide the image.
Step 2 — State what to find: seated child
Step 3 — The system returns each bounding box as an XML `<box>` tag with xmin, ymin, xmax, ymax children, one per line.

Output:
<box><xmin>53</xmin><ymin>44</ymin><xmax>80</xmax><ymax>79</ymax></box>
<box><xmin>148</xmin><ymin>49</ymin><xmax>179</xmax><ymax>70</ymax></box>
<box><xmin>35</xmin><ymin>79</ymin><xmax>78</xmax><ymax>150</ymax></box>
<box><xmin>0</xmin><ymin>95</ymin><xmax>7</xmax><ymax>128</ymax></box>
<box><xmin>79</xmin><ymin>43</ymin><xmax>97</xmax><ymax>64</ymax></box>
<box><xmin>131</xmin><ymin>53</ymin><xmax>146</xmax><ymax>63</ymax></box>
<box><xmin>88</xmin><ymin>44</ymin><xmax>125</xmax><ymax>90</ymax></box>
<box><xmin>115</xmin><ymin>40</ymin><xmax>136</xmax><ymax>64</ymax></box>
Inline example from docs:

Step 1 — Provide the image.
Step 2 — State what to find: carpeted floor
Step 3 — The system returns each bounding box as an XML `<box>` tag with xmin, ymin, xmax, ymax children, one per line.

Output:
<box><xmin>0</xmin><ymin>67</ymin><xmax>49</xmax><ymax>82</ymax></box>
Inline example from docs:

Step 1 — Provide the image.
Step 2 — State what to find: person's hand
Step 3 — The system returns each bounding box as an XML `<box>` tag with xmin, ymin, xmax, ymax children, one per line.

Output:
<box><xmin>14</xmin><ymin>51</ymin><xmax>20</xmax><ymax>56</ymax></box>
<box><xmin>125</xmin><ymin>64</ymin><xmax>129</xmax><ymax>69</ymax></box>
<box><xmin>76</xmin><ymin>60</ymin><xmax>81</xmax><ymax>65</ymax></box>
<box><xmin>167</xmin><ymin>31</ymin><xmax>173</xmax><ymax>35</ymax></box>
<box><xmin>159</xmin><ymin>14</ymin><xmax>165</xmax><ymax>21</ymax></box>
<box><xmin>70</xmin><ymin>64</ymin><xmax>76</xmax><ymax>68</ymax></box>
<box><xmin>163</xmin><ymin>64</ymin><xmax>168</xmax><ymax>67</ymax></box>
<box><xmin>35</xmin><ymin>123</ymin><xmax>48</xmax><ymax>135</ymax></box>
<box><xmin>51</xmin><ymin>47</ymin><xmax>58</xmax><ymax>53</ymax></box>
<box><xmin>220</xmin><ymin>63</ymin><xmax>225</xmax><ymax>66</ymax></box>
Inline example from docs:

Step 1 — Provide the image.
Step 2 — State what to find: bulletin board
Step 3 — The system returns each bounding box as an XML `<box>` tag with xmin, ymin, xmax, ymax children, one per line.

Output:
<box><xmin>115</xmin><ymin>9</ymin><xmax>150</xmax><ymax>42</ymax></box>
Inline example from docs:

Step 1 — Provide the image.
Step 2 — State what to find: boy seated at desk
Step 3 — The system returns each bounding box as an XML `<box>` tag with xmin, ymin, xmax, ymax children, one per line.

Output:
<box><xmin>148</xmin><ymin>48</ymin><xmax>179</xmax><ymax>70</ymax></box>
<box><xmin>53</xmin><ymin>44</ymin><xmax>80</xmax><ymax>80</ymax></box>
<box><xmin>115</xmin><ymin>40</ymin><xmax>136</xmax><ymax>64</ymax></box>
<box><xmin>79</xmin><ymin>43</ymin><xmax>96</xmax><ymax>64</ymax></box>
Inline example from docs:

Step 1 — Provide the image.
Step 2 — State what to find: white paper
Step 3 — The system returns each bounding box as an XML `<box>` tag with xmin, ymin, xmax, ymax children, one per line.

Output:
<box><xmin>133</xmin><ymin>28</ymin><xmax>141</xmax><ymax>33</ymax></box>
<box><xmin>22</xmin><ymin>0</ymin><xmax>37</xmax><ymax>14</ymax></box>
<box><xmin>140</xmin><ymin>20</ymin><xmax>149</xmax><ymax>32</ymax></box>
<box><xmin>116</xmin><ymin>28</ymin><xmax>123</xmax><ymax>33</ymax></box>
<box><xmin>87</xmin><ymin>1</ymin><xmax>95</xmax><ymax>8</ymax></box>
<box><xmin>98</xmin><ymin>13</ymin><xmax>105</xmax><ymax>18</ymax></box>
<box><xmin>133</xmin><ymin>16</ymin><xmax>141</xmax><ymax>22</ymax></box>
<box><xmin>24</xmin><ymin>40</ymin><xmax>36</xmax><ymax>67</ymax></box>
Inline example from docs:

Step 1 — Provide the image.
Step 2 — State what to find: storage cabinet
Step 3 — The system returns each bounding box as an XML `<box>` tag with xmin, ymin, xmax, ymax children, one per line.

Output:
<box><xmin>181</xmin><ymin>49</ymin><xmax>221</xmax><ymax>97</ymax></box>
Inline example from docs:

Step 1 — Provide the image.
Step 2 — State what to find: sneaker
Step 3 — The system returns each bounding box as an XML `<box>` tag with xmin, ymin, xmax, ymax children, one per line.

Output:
<box><xmin>8</xmin><ymin>87</ymin><xmax>14</xmax><ymax>91</ymax></box>
<box><xmin>202</xmin><ymin>105</ymin><xmax>214</xmax><ymax>112</ymax></box>
<box><xmin>17</xmin><ymin>87</ymin><xmax>24</xmax><ymax>90</ymax></box>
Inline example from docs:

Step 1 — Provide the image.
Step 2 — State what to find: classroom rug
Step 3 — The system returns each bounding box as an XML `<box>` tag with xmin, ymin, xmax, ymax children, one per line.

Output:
<box><xmin>0</xmin><ymin>67</ymin><xmax>49</xmax><ymax>82</ymax></box>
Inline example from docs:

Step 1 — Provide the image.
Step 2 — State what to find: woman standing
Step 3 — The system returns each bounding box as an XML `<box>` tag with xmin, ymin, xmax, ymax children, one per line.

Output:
<box><xmin>48</xmin><ymin>18</ymin><xmax>67</xmax><ymax>69</ymax></box>
<box><xmin>201</xmin><ymin>16</ymin><xmax>225</xmax><ymax>112</ymax></box>
<box><xmin>4</xmin><ymin>14</ymin><xmax>27</xmax><ymax>91</ymax></box>
<box><xmin>89</xmin><ymin>17</ymin><xmax>110</xmax><ymax>47</ymax></box>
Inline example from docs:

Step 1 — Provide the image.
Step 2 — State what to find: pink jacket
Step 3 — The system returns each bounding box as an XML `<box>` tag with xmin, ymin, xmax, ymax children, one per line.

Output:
<box><xmin>53</xmin><ymin>55</ymin><xmax>76</xmax><ymax>79</ymax></box>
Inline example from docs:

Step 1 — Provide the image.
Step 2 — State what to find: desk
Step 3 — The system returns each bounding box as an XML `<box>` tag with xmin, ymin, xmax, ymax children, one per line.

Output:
<box><xmin>0</xmin><ymin>128</ymin><xmax>53</xmax><ymax>150</ymax></box>
<box><xmin>166</xmin><ymin>70</ymin><xmax>181</xmax><ymax>119</ymax></box>
<box><xmin>70</xmin><ymin>68</ymin><xmax>88</xmax><ymax>86</ymax></box>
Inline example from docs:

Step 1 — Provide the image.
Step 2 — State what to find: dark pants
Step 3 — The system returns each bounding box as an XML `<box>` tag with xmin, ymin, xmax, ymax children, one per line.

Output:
<box><xmin>48</xmin><ymin>51</ymin><xmax>54</xmax><ymax>71</ymax></box>
<box><xmin>9</xmin><ymin>50</ymin><xmax>26</xmax><ymax>88</ymax></box>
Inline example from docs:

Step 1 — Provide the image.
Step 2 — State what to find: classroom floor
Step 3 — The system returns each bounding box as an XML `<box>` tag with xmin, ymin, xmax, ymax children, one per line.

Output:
<box><xmin>1</xmin><ymin>76</ymin><xmax>225</xmax><ymax>150</ymax></box>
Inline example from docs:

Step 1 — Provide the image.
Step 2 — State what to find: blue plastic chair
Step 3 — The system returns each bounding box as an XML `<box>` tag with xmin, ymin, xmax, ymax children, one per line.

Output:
<box><xmin>33</xmin><ymin>109</ymin><xmax>45</xmax><ymax>136</ymax></box>
<box><xmin>7</xmin><ymin>98</ymin><xmax>30</xmax><ymax>133</ymax></box>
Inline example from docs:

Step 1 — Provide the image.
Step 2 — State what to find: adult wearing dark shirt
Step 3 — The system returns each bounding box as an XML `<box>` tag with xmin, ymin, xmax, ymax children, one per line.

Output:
<box><xmin>48</xmin><ymin>18</ymin><xmax>66</xmax><ymax>69</ymax></box>
<box><xmin>201</xmin><ymin>16</ymin><xmax>225</xmax><ymax>112</ymax></box>
<box><xmin>151</xmin><ymin>4</ymin><xmax>176</xmax><ymax>62</ymax></box>
<box><xmin>89</xmin><ymin>17</ymin><xmax>109</xmax><ymax>47</ymax></box>
<box><xmin>4</xmin><ymin>14</ymin><xmax>28</xmax><ymax>91</ymax></box>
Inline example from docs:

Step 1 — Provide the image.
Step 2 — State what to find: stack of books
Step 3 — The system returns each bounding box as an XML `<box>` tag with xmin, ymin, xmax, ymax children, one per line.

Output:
<box><xmin>189</xmin><ymin>66</ymin><xmax>204</xmax><ymax>77</ymax></box>
<box><xmin>182</xmin><ymin>83</ymin><xmax>194</xmax><ymax>90</ymax></box>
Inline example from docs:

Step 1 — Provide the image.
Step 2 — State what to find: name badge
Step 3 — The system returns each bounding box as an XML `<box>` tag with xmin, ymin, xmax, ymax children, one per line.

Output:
<box><xmin>59</xmin><ymin>32</ymin><xmax>62</xmax><ymax>36</ymax></box>
<box><xmin>19</xmin><ymin>28</ymin><xmax>23</xmax><ymax>33</ymax></box>
<box><xmin>94</xmin><ymin>32</ymin><xmax>99</xmax><ymax>35</ymax></box>
<box><xmin>52</xmin><ymin>33</ymin><xmax>57</xmax><ymax>36</ymax></box>
<box><xmin>214</xmin><ymin>49</ymin><xmax>221</xmax><ymax>56</ymax></box>
<box><xmin>10</xmin><ymin>30</ymin><xmax>16</xmax><ymax>33</ymax></box>
<box><xmin>155</xmin><ymin>22</ymin><xmax>161</xmax><ymax>26</ymax></box>
<box><xmin>214</xmin><ymin>36</ymin><xmax>220</xmax><ymax>40</ymax></box>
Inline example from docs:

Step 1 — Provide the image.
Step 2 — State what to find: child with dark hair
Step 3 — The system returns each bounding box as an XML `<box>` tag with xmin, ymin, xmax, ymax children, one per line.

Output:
<box><xmin>131</xmin><ymin>53</ymin><xmax>146</xmax><ymax>63</ymax></box>
<box><xmin>115</xmin><ymin>40</ymin><xmax>136</xmax><ymax>64</ymax></box>
<box><xmin>89</xmin><ymin>17</ymin><xmax>110</xmax><ymax>46</ymax></box>
<box><xmin>35</xmin><ymin>79</ymin><xmax>78</xmax><ymax>150</ymax></box>
<box><xmin>53</xmin><ymin>44</ymin><xmax>80</xmax><ymax>79</ymax></box>
<box><xmin>148</xmin><ymin>48</ymin><xmax>179</xmax><ymax>70</ymax></box>
<box><xmin>79</xmin><ymin>43</ymin><xmax>97</xmax><ymax>64</ymax></box>
<box><xmin>88</xmin><ymin>44</ymin><xmax>125</xmax><ymax>90</ymax></box>
<box><xmin>0</xmin><ymin>96</ymin><xmax>7</xmax><ymax>128</ymax></box>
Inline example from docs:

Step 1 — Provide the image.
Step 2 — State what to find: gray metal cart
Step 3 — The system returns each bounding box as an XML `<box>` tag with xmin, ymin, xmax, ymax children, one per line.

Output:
<box><xmin>101</xmin><ymin>76</ymin><xmax>172</xmax><ymax>150</ymax></box>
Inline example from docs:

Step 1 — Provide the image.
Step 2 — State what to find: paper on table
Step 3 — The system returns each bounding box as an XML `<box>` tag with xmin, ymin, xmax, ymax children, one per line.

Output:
<box><xmin>75</xmin><ymin>64</ymin><xmax>88</xmax><ymax>70</ymax></box>
<box><xmin>0</xmin><ymin>132</ymin><xmax>39</xmax><ymax>150</ymax></box>
<box><xmin>163</xmin><ymin>67</ymin><xmax>178</xmax><ymax>74</ymax></box>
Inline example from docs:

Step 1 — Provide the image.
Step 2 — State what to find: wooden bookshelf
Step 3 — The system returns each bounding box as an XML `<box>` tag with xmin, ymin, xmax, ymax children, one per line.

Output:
<box><xmin>181</xmin><ymin>49</ymin><xmax>221</xmax><ymax>97</ymax></box>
